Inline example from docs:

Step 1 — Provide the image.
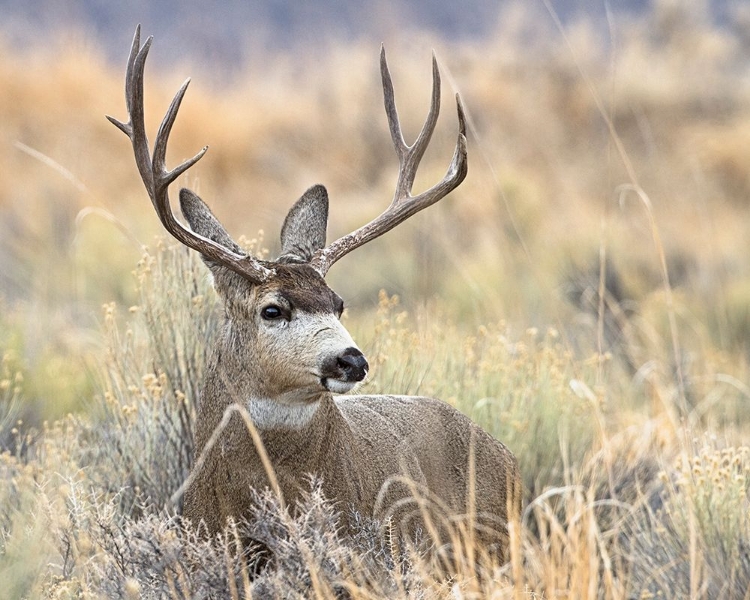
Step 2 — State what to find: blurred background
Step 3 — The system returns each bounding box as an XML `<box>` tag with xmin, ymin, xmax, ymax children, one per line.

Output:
<box><xmin>1</xmin><ymin>0</ymin><xmax>750</xmax><ymax>424</ymax></box>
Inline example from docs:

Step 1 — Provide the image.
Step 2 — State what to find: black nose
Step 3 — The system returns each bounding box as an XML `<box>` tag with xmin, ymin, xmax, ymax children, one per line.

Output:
<box><xmin>336</xmin><ymin>347</ymin><xmax>369</xmax><ymax>382</ymax></box>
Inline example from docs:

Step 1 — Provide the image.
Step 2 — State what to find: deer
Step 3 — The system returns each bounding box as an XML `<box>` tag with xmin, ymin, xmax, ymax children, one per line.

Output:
<box><xmin>108</xmin><ymin>26</ymin><xmax>521</xmax><ymax>563</ymax></box>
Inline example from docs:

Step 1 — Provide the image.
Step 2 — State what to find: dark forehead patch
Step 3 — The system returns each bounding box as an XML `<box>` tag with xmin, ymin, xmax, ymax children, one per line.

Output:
<box><xmin>264</xmin><ymin>264</ymin><xmax>342</xmax><ymax>314</ymax></box>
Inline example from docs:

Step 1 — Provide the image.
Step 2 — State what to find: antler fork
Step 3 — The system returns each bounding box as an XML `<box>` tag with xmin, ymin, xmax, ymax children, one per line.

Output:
<box><xmin>310</xmin><ymin>46</ymin><xmax>468</xmax><ymax>276</ymax></box>
<box><xmin>107</xmin><ymin>25</ymin><xmax>272</xmax><ymax>282</ymax></box>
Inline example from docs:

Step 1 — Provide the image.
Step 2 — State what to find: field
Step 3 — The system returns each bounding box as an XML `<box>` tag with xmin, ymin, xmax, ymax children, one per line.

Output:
<box><xmin>2</xmin><ymin>3</ymin><xmax>750</xmax><ymax>598</ymax></box>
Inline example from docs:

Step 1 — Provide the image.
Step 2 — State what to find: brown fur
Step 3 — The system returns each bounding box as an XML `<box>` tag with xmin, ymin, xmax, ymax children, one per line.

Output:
<box><xmin>183</xmin><ymin>265</ymin><xmax>521</xmax><ymax>559</ymax></box>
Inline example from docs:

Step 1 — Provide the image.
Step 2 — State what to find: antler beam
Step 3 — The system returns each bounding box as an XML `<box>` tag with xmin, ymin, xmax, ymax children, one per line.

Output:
<box><xmin>310</xmin><ymin>46</ymin><xmax>468</xmax><ymax>276</ymax></box>
<box><xmin>107</xmin><ymin>25</ymin><xmax>272</xmax><ymax>282</ymax></box>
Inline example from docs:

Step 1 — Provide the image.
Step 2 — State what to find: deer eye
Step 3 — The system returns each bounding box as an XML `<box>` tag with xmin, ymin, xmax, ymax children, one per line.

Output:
<box><xmin>261</xmin><ymin>305</ymin><xmax>284</xmax><ymax>320</ymax></box>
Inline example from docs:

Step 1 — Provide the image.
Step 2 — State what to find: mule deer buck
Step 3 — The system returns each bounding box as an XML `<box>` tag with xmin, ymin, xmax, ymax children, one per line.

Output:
<box><xmin>109</xmin><ymin>26</ymin><xmax>521</xmax><ymax>561</ymax></box>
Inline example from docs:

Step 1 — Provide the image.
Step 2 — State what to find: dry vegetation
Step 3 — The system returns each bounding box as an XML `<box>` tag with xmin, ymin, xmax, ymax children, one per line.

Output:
<box><xmin>2</xmin><ymin>2</ymin><xmax>750</xmax><ymax>598</ymax></box>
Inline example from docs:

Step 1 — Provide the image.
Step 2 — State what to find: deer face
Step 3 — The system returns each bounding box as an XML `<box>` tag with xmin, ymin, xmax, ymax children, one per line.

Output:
<box><xmin>227</xmin><ymin>265</ymin><xmax>368</xmax><ymax>401</ymax></box>
<box><xmin>180</xmin><ymin>186</ymin><xmax>368</xmax><ymax>404</ymax></box>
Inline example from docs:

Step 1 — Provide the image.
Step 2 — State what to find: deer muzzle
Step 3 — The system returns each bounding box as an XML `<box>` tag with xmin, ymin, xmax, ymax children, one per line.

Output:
<box><xmin>321</xmin><ymin>347</ymin><xmax>369</xmax><ymax>393</ymax></box>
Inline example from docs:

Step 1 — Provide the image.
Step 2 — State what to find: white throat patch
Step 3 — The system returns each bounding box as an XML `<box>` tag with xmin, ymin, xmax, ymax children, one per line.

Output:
<box><xmin>247</xmin><ymin>397</ymin><xmax>320</xmax><ymax>430</ymax></box>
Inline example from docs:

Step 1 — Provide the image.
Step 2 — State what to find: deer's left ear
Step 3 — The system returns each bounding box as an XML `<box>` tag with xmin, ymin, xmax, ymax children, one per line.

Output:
<box><xmin>180</xmin><ymin>188</ymin><xmax>244</xmax><ymax>257</ymax></box>
<box><xmin>278</xmin><ymin>184</ymin><xmax>329</xmax><ymax>263</ymax></box>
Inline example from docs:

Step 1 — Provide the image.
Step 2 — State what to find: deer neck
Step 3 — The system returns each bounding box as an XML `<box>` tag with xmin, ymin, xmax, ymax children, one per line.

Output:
<box><xmin>247</xmin><ymin>395</ymin><xmax>347</xmax><ymax>468</ymax></box>
<box><xmin>246</xmin><ymin>393</ymin><xmax>325</xmax><ymax>430</ymax></box>
<box><xmin>204</xmin><ymin>357</ymin><xmax>330</xmax><ymax>430</ymax></box>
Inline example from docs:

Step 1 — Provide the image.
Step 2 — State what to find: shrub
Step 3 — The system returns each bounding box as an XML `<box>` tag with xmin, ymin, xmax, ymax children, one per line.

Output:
<box><xmin>625</xmin><ymin>442</ymin><xmax>750</xmax><ymax>599</ymax></box>
<box><xmin>83</xmin><ymin>243</ymin><xmax>221</xmax><ymax>514</ymax></box>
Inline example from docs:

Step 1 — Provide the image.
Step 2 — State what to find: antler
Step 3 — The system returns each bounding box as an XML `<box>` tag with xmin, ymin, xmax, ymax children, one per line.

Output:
<box><xmin>107</xmin><ymin>26</ymin><xmax>272</xmax><ymax>282</ymax></box>
<box><xmin>310</xmin><ymin>46</ymin><xmax>468</xmax><ymax>276</ymax></box>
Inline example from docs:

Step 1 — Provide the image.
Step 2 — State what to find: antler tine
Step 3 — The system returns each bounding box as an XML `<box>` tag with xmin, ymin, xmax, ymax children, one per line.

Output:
<box><xmin>153</xmin><ymin>79</ymin><xmax>208</xmax><ymax>186</ymax></box>
<box><xmin>107</xmin><ymin>26</ymin><xmax>272</xmax><ymax>282</ymax></box>
<box><xmin>310</xmin><ymin>49</ymin><xmax>468</xmax><ymax>276</ymax></box>
<box><xmin>381</xmin><ymin>45</ymin><xmax>441</xmax><ymax>204</ymax></box>
<box><xmin>106</xmin><ymin>26</ymin><xmax>144</xmax><ymax>138</ymax></box>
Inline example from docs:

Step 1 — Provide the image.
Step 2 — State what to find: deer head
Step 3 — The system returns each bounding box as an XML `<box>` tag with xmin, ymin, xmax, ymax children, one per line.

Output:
<box><xmin>107</xmin><ymin>25</ymin><xmax>467</xmax><ymax>411</ymax></box>
<box><xmin>179</xmin><ymin>184</ymin><xmax>367</xmax><ymax>406</ymax></box>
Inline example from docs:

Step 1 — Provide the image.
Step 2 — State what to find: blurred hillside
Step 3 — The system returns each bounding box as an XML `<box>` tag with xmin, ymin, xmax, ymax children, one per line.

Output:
<box><xmin>2</xmin><ymin>0</ymin><xmax>641</xmax><ymax>63</ymax></box>
<box><xmin>2</xmin><ymin>0</ymin><xmax>746</xmax><ymax>68</ymax></box>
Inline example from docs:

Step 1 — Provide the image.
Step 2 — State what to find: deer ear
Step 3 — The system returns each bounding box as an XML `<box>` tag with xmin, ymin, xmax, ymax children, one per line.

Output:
<box><xmin>279</xmin><ymin>184</ymin><xmax>328</xmax><ymax>263</ymax></box>
<box><xmin>179</xmin><ymin>188</ymin><xmax>243</xmax><ymax>257</ymax></box>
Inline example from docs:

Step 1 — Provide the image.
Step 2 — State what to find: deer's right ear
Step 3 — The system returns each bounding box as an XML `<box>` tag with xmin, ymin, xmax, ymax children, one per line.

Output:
<box><xmin>179</xmin><ymin>188</ymin><xmax>244</xmax><ymax>259</ymax></box>
<box><xmin>278</xmin><ymin>184</ymin><xmax>328</xmax><ymax>263</ymax></box>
